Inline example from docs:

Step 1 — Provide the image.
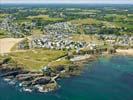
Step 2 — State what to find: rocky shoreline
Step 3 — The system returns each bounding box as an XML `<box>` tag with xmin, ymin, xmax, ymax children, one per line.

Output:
<box><xmin>0</xmin><ymin>63</ymin><xmax>59</xmax><ymax>93</ymax></box>
<box><xmin>1</xmin><ymin>48</ymin><xmax>132</xmax><ymax>93</ymax></box>
<box><xmin>0</xmin><ymin>59</ymin><xmax>83</xmax><ymax>93</ymax></box>
<box><xmin>0</xmin><ymin>56</ymin><xmax>98</xmax><ymax>93</ymax></box>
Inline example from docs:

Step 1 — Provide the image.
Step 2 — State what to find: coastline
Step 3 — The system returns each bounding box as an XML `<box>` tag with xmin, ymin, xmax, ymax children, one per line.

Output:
<box><xmin>0</xmin><ymin>53</ymin><xmax>97</xmax><ymax>93</ymax></box>
<box><xmin>0</xmin><ymin>3</ymin><xmax>133</xmax><ymax>98</ymax></box>
<box><xmin>1</xmin><ymin>54</ymin><xmax>133</xmax><ymax>100</ymax></box>
<box><xmin>0</xmin><ymin>48</ymin><xmax>133</xmax><ymax>93</ymax></box>
<box><xmin>116</xmin><ymin>49</ymin><xmax>133</xmax><ymax>56</ymax></box>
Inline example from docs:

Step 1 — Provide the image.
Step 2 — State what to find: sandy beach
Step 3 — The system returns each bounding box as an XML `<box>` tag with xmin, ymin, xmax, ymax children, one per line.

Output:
<box><xmin>0</xmin><ymin>38</ymin><xmax>23</xmax><ymax>54</ymax></box>
<box><xmin>116</xmin><ymin>49</ymin><xmax>133</xmax><ymax>56</ymax></box>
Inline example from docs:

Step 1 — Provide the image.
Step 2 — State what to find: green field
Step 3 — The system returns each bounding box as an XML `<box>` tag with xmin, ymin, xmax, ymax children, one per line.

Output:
<box><xmin>8</xmin><ymin>49</ymin><xmax>67</xmax><ymax>71</ymax></box>
<box><xmin>0</xmin><ymin>29</ymin><xmax>9</xmax><ymax>39</ymax></box>
<box><xmin>71</xmin><ymin>18</ymin><xmax>101</xmax><ymax>25</ymax></box>
<box><xmin>27</xmin><ymin>15</ymin><xmax>64</xmax><ymax>22</ymax></box>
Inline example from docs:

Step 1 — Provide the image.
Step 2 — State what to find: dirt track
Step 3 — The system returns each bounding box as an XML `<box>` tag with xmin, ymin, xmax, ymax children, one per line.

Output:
<box><xmin>0</xmin><ymin>38</ymin><xmax>23</xmax><ymax>54</ymax></box>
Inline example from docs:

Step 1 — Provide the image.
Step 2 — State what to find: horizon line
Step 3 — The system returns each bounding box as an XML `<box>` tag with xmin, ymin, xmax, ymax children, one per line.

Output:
<box><xmin>1</xmin><ymin>3</ymin><xmax>133</xmax><ymax>5</ymax></box>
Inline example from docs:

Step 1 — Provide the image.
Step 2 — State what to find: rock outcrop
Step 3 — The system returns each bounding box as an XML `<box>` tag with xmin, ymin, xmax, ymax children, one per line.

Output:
<box><xmin>33</xmin><ymin>77</ymin><xmax>51</xmax><ymax>85</ymax></box>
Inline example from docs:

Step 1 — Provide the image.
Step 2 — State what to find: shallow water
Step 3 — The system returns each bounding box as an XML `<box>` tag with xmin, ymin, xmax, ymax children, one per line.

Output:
<box><xmin>0</xmin><ymin>56</ymin><xmax>133</xmax><ymax>100</ymax></box>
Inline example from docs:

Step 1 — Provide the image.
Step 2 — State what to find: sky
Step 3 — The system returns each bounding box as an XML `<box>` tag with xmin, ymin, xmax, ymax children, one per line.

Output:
<box><xmin>0</xmin><ymin>0</ymin><xmax>133</xmax><ymax>4</ymax></box>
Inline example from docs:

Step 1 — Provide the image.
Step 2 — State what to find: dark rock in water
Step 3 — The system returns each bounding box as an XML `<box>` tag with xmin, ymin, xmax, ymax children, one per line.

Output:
<box><xmin>33</xmin><ymin>77</ymin><xmax>51</xmax><ymax>85</ymax></box>
<box><xmin>6</xmin><ymin>76</ymin><xmax>14</xmax><ymax>79</ymax></box>
<box><xmin>0</xmin><ymin>71</ymin><xmax>21</xmax><ymax>77</ymax></box>
<box><xmin>0</xmin><ymin>65</ymin><xmax>60</xmax><ymax>93</ymax></box>
<box><xmin>41</xmin><ymin>83</ymin><xmax>58</xmax><ymax>92</ymax></box>
<box><xmin>17</xmin><ymin>75</ymin><xmax>34</xmax><ymax>82</ymax></box>
<box><xmin>0</xmin><ymin>66</ymin><xmax>22</xmax><ymax>73</ymax></box>
<box><xmin>0</xmin><ymin>69</ymin><xmax>28</xmax><ymax>77</ymax></box>
<box><xmin>16</xmin><ymin>74</ymin><xmax>43</xmax><ymax>81</ymax></box>
<box><xmin>0</xmin><ymin>66</ymin><xmax>10</xmax><ymax>72</ymax></box>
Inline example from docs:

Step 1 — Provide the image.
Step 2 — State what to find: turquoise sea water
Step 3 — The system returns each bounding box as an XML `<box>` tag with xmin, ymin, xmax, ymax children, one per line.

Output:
<box><xmin>0</xmin><ymin>56</ymin><xmax>133</xmax><ymax>100</ymax></box>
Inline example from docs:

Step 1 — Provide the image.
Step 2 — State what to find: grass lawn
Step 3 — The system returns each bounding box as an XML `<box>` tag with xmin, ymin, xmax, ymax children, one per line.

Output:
<box><xmin>27</xmin><ymin>15</ymin><xmax>64</xmax><ymax>22</ymax></box>
<box><xmin>115</xmin><ymin>22</ymin><xmax>133</xmax><ymax>30</ymax></box>
<box><xmin>0</xmin><ymin>55</ymin><xmax>4</xmax><ymax>61</ymax></box>
<box><xmin>0</xmin><ymin>29</ymin><xmax>9</xmax><ymax>39</ymax></box>
<box><xmin>31</xmin><ymin>29</ymin><xmax>43</xmax><ymax>35</ymax></box>
<box><xmin>71</xmin><ymin>18</ymin><xmax>120</xmax><ymax>29</ymax></box>
<box><xmin>0</xmin><ymin>35</ymin><xmax>7</xmax><ymax>39</ymax></box>
<box><xmin>9</xmin><ymin>49</ymin><xmax>67</xmax><ymax>71</ymax></box>
<box><xmin>48</xmin><ymin>60</ymin><xmax>72</xmax><ymax>70</ymax></box>
<box><xmin>0</xmin><ymin>13</ymin><xmax>9</xmax><ymax>22</ymax></box>
<box><xmin>14</xmin><ymin>19</ymin><xmax>32</xmax><ymax>24</ymax></box>
<box><xmin>71</xmin><ymin>18</ymin><xmax>101</xmax><ymax>26</ymax></box>
<box><xmin>71</xmin><ymin>34</ymin><xmax>103</xmax><ymax>44</ymax></box>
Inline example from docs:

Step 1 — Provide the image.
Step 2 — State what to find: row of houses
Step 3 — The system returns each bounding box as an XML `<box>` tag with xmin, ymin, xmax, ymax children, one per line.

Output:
<box><xmin>0</xmin><ymin>16</ymin><xmax>34</xmax><ymax>37</ymax></box>
<box><xmin>31</xmin><ymin>22</ymin><xmax>100</xmax><ymax>50</ymax></box>
<box><xmin>31</xmin><ymin>34</ymin><xmax>86</xmax><ymax>50</ymax></box>
<box><xmin>0</xmin><ymin>16</ymin><xmax>22</xmax><ymax>37</ymax></box>
<box><xmin>98</xmin><ymin>34</ymin><xmax>133</xmax><ymax>47</ymax></box>
<box><xmin>44</xmin><ymin>22</ymin><xmax>77</xmax><ymax>35</ymax></box>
